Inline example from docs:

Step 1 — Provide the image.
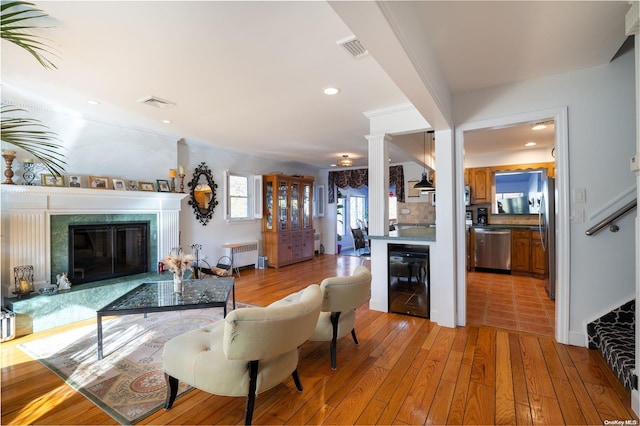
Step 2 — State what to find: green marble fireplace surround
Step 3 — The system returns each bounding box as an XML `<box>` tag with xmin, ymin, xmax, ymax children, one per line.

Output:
<box><xmin>50</xmin><ymin>213</ymin><xmax>158</xmax><ymax>284</ymax></box>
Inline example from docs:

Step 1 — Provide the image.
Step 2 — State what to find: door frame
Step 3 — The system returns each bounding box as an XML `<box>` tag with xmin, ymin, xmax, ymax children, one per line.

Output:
<box><xmin>455</xmin><ymin>107</ymin><xmax>570</xmax><ymax>344</ymax></box>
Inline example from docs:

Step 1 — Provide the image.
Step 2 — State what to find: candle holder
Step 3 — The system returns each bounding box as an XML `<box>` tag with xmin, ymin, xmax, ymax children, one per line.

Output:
<box><xmin>22</xmin><ymin>162</ymin><xmax>36</xmax><ymax>185</ymax></box>
<box><xmin>179</xmin><ymin>174</ymin><xmax>186</xmax><ymax>193</ymax></box>
<box><xmin>2</xmin><ymin>154</ymin><xmax>16</xmax><ymax>185</ymax></box>
<box><xmin>170</xmin><ymin>177</ymin><xmax>176</xmax><ymax>192</ymax></box>
<box><xmin>13</xmin><ymin>265</ymin><xmax>34</xmax><ymax>299</ymax></box>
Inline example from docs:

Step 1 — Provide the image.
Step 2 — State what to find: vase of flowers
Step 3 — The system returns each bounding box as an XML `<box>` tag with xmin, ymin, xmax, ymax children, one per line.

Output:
<box><xmin>162</xmin><ymin>249</ymin><xmax>194</xmax><ymax>293</ymax></box>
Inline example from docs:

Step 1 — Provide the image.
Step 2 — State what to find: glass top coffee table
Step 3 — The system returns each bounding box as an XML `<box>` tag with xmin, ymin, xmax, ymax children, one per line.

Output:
<box><xmin>96</xmin><ymin>277</ymin><xmax>235</xmax><ymax>359</ymax></box>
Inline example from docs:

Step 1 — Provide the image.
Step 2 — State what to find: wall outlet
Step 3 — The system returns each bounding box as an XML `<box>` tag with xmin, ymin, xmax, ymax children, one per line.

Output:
<box><xmin>401</xmin><ymin>208</ymin><xmax>410</xmax><ymax>214</ymax></box>
<box><xmin>631</xmin><ymin>154</ymin><xmax>639</xmax><ymax>172</ymax></box>
<box><xmin>573</xmin><ymin>209</ymin><xmax>585</xmax><ymax>224</ymax></box>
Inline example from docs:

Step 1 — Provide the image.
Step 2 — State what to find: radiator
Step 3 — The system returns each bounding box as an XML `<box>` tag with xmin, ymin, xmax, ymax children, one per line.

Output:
<box><xmin>314</xmin><ymin>232</ymin><xmax>321</xmax><ymax>252</ymax></box>
<box><xmin>225</xmin><ymin>241</ymin><xmax>259</xmax><ymax>268</ymax></box>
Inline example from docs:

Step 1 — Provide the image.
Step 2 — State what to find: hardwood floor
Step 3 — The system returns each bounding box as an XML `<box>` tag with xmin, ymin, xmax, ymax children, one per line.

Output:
<box><xmin>2</xmin><ymin>254</ymin><xmax>637</xmax><ymax>425</ymax></box>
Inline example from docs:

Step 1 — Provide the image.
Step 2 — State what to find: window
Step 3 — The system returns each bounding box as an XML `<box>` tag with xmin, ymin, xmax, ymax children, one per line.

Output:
<box><xmin>225</xmin><ymin>172</ymin><xmax>261</xmax><ymax>221</ymax></box>
<box><xmin>349</xmin><ymin>195</ymin><xmax>367</xmax><ymax>229</ymax></box>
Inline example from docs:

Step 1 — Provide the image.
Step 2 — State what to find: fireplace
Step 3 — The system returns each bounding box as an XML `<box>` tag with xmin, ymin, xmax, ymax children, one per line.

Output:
<box><xmin>69</xmin><ymin>222</ymin><xmax>149</xmax><ymax>284</ymax></box>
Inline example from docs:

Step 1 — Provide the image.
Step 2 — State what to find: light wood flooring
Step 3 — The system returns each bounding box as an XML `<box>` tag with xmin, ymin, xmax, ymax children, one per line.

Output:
<box><xmin>1</xmin><ymin>254</ymin><xmax>636</xmax><ymax>425</ymax></box>
<box><xmin>467</xmin><ymin>271</ymin><xmax>555</xmax><ymax>336</ymax></box>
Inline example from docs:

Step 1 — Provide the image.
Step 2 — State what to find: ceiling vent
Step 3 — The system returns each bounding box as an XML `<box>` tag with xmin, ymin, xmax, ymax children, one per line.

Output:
<box><xmin>337</xmin><ymin>35</ymin><xmax>368</xmax><ymax>59</ymax></box>
<box><xmin>137</xmin><ymin>95</ymin><xmax>176</xmax><ymax>109</ymax></box>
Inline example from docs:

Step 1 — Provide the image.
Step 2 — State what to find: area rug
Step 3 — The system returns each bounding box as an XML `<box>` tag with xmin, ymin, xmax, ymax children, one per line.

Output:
<box><xmin>18</xmin><ymin>303</ymin><xmax>252</xmax><ymax>424</ymax></box>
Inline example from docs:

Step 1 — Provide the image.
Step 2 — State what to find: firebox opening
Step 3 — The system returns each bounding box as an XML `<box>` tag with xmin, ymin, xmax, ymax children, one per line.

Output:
<box><xmin>69</xmin><ymin>222</ymin><xmax>149</xmax><ymax>284</ymax></box>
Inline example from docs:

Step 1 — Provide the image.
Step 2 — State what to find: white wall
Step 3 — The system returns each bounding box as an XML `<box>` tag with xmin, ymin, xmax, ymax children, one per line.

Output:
<box><xmin>454</xmin><ymin>49</ymin><xmax>637</xmax><ymax>343</ymax></box>
<box><xmin>1</xmin><ymin>88</ymin><xmax>322</xmax><ymax>271</ymax></box>
<box><xmin>177</xmin><ymin>140</ymin><xmax>319</xmax><ymax>264</ymax></box>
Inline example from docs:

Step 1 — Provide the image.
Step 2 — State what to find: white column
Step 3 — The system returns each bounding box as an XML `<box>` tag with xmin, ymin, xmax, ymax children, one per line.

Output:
<box><xmin>366</xmin><ymin>134</ymin><xmax>390</xmax><ymax>236</ymax></box>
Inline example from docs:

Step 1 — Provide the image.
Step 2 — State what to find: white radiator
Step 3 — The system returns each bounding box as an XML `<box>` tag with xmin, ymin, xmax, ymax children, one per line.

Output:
<box><xmin>225</xmin><ymin>241</ymin><xmax>259</xmax><ymax>268</ymax></box>
<box><xmin>314</xmin><ymin>232</ymin><xmax>321</xmax><ymax>253</ymax></box>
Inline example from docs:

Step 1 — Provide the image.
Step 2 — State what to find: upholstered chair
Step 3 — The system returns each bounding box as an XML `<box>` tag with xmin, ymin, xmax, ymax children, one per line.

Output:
<box><xmin>162</xmin><ymin>284</ymin><xmax>322</xmax><ymax>425</ymax></box>
<box><xmin>309</xmin><ymin>265</ymin><xmax>372</xmax><ymax>369</ymax></box>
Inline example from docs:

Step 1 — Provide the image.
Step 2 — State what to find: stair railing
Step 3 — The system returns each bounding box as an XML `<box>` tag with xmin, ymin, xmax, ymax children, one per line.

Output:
<box><xmin>585</xmin><ymin>198</ymin><xmax>637</xmax><ymax>236</ymax></box>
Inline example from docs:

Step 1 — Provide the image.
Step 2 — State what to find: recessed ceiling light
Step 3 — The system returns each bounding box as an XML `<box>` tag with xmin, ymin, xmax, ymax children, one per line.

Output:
<box><xmin>162</xmin><ymin>119</ymin><xmax>172</xmax><ymax>124</ymax></box>
<box><xmin>525</xmin><ymin>141</ymin><xmax>537</xmax><ymax>147</ymax></box>
<box><xmin>87</xmin><ymin>100</ymin><xmax>100</xmax><ymax>105</ymax></box>
<box><xmin>323</xmin><ymin>87</ymin><xmax>341</xmax><ymax>95</ymax></box>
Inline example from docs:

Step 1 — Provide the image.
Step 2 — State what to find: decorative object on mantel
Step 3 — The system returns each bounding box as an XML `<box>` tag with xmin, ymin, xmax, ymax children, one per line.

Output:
<box><xmin>13</xmin><ymin>265</ymin><xmax>34</xmax><ymax>298</ymax></box>
<box><xmin>56</xmin><ymin>272</ymin><xmax>72</xmax><ymax>290</ymax></box>
<box><xmin>39</xmin><ymin>283</ymin><xmax>59</xmax><ymax>295</ymax></box>
<box><xmin>162</xmin><ymin>249</ymin><xmax>194</xmax><ymax>293</ymax></box>
<box><xmin>2</xmin><ymin>149</ymin><xmax>16</xmax><ymax>184</ymax></box>
<box><xmin>22</xmin><ymin>159</ymin><xmax>36</xmax><ymax>185</ymax></box>
<box><xmin>178</xmin><ymin>164</ymin><xmax>185</xmax><ymax>193</ymax></box>
<box><xmin>188</xmin><ymin>162</ymin><xmax>218</xmax><ymax>226</ymax></box>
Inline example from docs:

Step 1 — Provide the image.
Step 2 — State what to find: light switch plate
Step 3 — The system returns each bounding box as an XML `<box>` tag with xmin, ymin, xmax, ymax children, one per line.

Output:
<box><xmin>573</xmin><ymin>188</ymin><xmax>586</xmax><ymax>204</ymax></box>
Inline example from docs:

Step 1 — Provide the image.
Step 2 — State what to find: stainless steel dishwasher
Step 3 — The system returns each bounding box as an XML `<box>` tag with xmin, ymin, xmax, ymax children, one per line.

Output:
<box><xmin>474</xmin><ymin>228</ymin><xmax>511</xmax><ymax>271</ymax></box>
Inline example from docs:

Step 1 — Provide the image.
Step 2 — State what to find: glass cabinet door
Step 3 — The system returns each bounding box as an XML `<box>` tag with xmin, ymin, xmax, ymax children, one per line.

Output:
<box><xmin>290</xmin><ymin>179</ymin><xmax>299</xmax><ymax>230</ymax></box>
<box><xmin>277</xmin><ymin>178</ymin><xmax>289</xmax><ymax>231</ymax></box>
<box><xmin>302</xmin><ymin>181</ymin><xmax>312</xmax><ymax>229</ymax></box>
<box><xmin>264</xmin><ymin>178</ymin><xmax>274</xmax><ymax>230</ymax></box>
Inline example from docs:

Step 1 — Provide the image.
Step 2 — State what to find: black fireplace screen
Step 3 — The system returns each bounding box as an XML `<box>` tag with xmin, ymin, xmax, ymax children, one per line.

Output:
<box><xmin>68</xmin><ymin>222</ymin><xmax>149</xmax><ymax>284</ymax></box>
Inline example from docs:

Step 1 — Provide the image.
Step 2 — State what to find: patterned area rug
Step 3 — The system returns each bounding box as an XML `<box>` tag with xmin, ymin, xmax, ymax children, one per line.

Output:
<box><xmin>18</xmin><ymin>304</ymin><xmax>251</xmax><ymax>424</ymax></box>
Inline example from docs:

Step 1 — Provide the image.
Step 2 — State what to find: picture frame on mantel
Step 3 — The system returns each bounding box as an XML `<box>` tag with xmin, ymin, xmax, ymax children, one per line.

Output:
<box><xmin>88</xmin><ymin>175</ymin><xmax>110</xmax><ymax>189</ymax></box>
<box><xmin>156</xmin><ymin>179</ymin><xmax>171</xmax><ymax>192</ymax></box>
<box><xmin>407</xmin><ymin>180</ymin><xmax>420</xmax><ymax>197</ymax></box>
<box><xmin>139</xmin><ymin>181</ymin><xmax>155</xmax><ymax>192</ymax></box>
<box><xmin>42</xmin><ymin>174</ymin><xmax>65</xmax><ymax>187</ymax></box>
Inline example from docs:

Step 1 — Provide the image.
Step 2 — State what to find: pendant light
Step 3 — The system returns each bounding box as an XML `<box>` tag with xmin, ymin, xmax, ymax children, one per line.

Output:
<box><xmin>414</xmin><ymin>131</ymin><xmax>434</xmax><ymax>190</ymax></box>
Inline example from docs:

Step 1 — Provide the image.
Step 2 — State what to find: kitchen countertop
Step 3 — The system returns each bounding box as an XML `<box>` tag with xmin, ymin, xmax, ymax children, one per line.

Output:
<box><xmin>471</xmin><ymin>224</ymin><xmax>541</xmax><ymax>231</ymax></box>
<box><xmin>368</xmin><ymin>225</ymin><xmax>436</xmax><ymax>242</ymax></box>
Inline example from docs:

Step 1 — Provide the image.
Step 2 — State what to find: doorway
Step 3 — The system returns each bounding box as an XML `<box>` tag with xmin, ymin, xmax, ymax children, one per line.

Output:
<box><xmin>456</xmin><ymin>107</ymin><xmax>570</xmax><ymax>343</ymax></box>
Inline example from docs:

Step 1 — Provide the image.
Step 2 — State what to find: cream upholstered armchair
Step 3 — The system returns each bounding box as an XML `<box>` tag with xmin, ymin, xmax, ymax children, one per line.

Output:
<box><xmin>162</xmin><ymin>284</ymin><xmax>322</xmax><ymax>425</ymax></box>
<box><xmin>309</xmin><ymin>265</ymin><xmax>372</xmax><ymax>369</ymax></box>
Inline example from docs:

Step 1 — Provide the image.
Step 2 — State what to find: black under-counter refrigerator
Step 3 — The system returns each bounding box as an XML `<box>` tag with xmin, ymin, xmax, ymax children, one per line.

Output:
<box><xmin>388</xmin><ymin>244</ymin><xmax>430</xmax><ymax>318</ymax></box>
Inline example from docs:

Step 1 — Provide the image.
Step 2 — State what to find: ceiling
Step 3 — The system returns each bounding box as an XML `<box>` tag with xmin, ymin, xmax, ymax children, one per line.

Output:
<box><xmin>0</xmin><ymin>1</ymin><xmax>631</xmax><ymax>170</ymax></box>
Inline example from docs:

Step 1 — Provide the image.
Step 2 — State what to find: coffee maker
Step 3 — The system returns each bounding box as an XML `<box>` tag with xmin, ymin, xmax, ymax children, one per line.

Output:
<box><xmin>477</xmin><ymin>208</ymin><xmax>488</xmax><ymax>225</ymax></box>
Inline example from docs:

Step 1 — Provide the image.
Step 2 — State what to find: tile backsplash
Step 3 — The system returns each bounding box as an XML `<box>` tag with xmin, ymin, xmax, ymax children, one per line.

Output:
<box><xmin>396</xmin><ymin>201</ymin><xmax>435</xmax><ymax>224</ymax></box>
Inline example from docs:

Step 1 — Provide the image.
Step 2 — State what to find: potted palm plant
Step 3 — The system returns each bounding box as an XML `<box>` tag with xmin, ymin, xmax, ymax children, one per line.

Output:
<box><xmin>1</xmin><ymin>1</ymin><xmax>66</xmax><ymax>175</ymax></box>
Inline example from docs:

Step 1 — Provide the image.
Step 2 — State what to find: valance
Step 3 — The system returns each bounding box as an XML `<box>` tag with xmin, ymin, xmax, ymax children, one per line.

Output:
<box><xmin>328</xmin><ymin>165</ymin><xmax>405</xmax><ymax>203</ymax></box>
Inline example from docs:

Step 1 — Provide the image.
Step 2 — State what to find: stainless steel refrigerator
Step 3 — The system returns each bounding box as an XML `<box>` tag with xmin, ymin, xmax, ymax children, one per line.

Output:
<box><xmin>539</xmin><ymin>177</ymin><xmax>556</xmax><ymax>300</ymax></box>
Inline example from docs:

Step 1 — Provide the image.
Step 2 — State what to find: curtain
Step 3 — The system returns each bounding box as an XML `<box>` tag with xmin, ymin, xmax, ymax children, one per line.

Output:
<box><xmin>328</xmin><ymin>165</ymin><xmax>404</xmax><ymax>203</ymax></box>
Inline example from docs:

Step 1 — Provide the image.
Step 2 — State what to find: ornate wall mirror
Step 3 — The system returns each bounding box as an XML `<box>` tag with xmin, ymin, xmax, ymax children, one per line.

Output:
<box><xmin>188</xmin><ymin>162</ymin><xmax>218</xmax><ymax>225</ymax></box>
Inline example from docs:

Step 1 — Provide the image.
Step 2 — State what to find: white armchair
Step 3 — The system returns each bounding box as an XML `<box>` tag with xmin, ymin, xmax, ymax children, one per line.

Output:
<box><xmin>162</xmin><ymin>284</ymin><xmax>322</xmax><ymax>425</ymax></box>
<box><xmin>309</xmin><ymin>265</ymin><xmax>372</xmax><ymax>369</ymax></box>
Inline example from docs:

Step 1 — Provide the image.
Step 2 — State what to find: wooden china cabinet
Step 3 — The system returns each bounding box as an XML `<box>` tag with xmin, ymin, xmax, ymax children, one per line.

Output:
<box><xmin>262</xmin><ymin>174</ymin><xmax>314</xmax><ymax>268</ymax></box>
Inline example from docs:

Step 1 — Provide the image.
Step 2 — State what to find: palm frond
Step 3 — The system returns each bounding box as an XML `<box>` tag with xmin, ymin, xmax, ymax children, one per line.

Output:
<box><xmin>1</xmin><ymin>105</ymin><xmax>67</xmax><ymax>176</ymax></box>
<box><xmin>1</xmin><ymin>1</ymin><xmax>58</xmax><ymax>69</ymax></box>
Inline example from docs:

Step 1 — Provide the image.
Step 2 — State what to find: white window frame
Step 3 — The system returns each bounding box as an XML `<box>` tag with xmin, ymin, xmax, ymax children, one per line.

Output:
<box><xmin>224</xmin><ymin>170</ymin><xmax>262</xmax><ymax>222</ymax></box>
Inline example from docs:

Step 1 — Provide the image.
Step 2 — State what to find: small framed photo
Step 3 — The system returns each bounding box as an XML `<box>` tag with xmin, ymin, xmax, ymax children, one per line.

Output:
<box><xmin>156</xmin><ymin>179</ymin><xmax>171</xmax><ymax>192</ymax></box>
<box><xmin>88</xmin><ymin>175</ymin><xmax>110</xmax><ymax>189</ymax></box>
<box><xmin>112</xmin><ymin>179</ymin><xmax>126</xmax><ymax>190</ymax></box>
<box><xmin>126</xmin><ymin>180</ymin><xmax>139</xmax><ymax>191</ymax></box>
<box><xmin>42</xmin><ymin>174</ymin><xmax>65</xmax><ymax>187</ymax></box>
<box><xmin>68</xmin><ymin>175</ymin><xmax>82</xmax><ymax>188</ymax></box>
<box><xmin>139</xmin><ymin>181</ymin><xmax>155</xmax><ymax>192</ymax></box>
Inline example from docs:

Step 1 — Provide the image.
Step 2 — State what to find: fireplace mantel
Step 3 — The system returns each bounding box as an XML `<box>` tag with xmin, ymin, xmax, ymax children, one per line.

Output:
<box><xmin>1</xmin><ymin>185</ymin><xmax>188</xmax><ymax>298</ymax></box>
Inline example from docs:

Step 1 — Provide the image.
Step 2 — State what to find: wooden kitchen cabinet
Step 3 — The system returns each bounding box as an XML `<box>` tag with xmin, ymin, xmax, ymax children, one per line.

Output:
<box><xmin>263</xmin><ymin>173</ymin><xmax>314</xmax><ymax>268</ymax></box>
<box><xmin>469</xmin><ymin>167</ymin><xmax>492</xmax><ymax>204</ymax></box>
<box><xmin>511</xmin><ymin>229</ymin><xmax>531</xmax><ymax>273</ymax></box>
<box><xmin>530</xmin><ymin>230</ymin><xmax>548</xmax><ymax>276</ymax></box>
